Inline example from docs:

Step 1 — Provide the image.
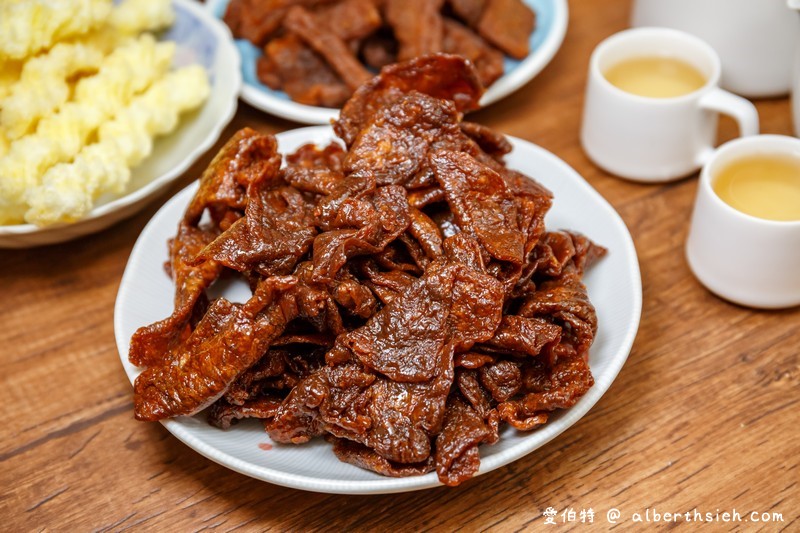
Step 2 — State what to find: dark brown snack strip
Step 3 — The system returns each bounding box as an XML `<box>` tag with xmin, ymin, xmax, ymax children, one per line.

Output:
<box><xmin>284</xmin><ymin>6</ymin><xmax>372</xmax><ymax>91</ymax></box>
<box><xmin>477</xmin><ymin>0</ymin><xmax>535</xmax><ymax>60</ymax></box>
<box><xmin>385</xmin><ymin>0</ymin><xmax>444</xmax><ymax>61</ymax></box>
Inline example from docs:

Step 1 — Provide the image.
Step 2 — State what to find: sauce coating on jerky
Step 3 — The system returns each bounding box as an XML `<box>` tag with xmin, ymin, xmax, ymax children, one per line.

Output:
<box><xmin>129</xmin><ymin>56</ymin><xmax>603</xmax><ymax>487</ymax></box>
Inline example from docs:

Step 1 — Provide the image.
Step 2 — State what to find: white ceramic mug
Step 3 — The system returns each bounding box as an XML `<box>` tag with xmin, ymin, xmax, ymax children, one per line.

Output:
<box><xmin>791</xmin><ymin>0</ymin><xmax>800</xmax><ymax>136</ymax></box>
<box><xmin>581</xmin><ymin>27</ymin><xmax>759</xmax><ymax>183</ymax></box>
<box><xmin>632</xmin><ymin>0</ymin><xmax>800</xmax><ymax>98</ymax></box>
<box><xmin>686</xmin><ymin>135</ymin><xmax>800</xmax><ymax>309</ymax></box>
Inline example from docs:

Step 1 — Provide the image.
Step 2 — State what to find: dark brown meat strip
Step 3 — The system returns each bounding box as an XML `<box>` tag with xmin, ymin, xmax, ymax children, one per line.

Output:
<box><xmin>128</xmin><ymin>222</ymin><xmax>222</xmax><ymax>368</ymax></box>
<box><xmin>195</xmin><ymin>185</ymin><xmax>317</xmax><ymax>277</ymax></box>
<box><xmin>334</xmin><ymin>54</ymin><xmax>484</xmax><ymax>146</ymax></box>
<box><xmin>258</xmin><ymin>34</ymin><xmax>350</xmax><ymax>107</ymax></box>
<box><xmin>312</xmin><ymin>0</ymin><xmax>381</xmax><ymax>41</ymax></box>
<box><xmin>477</xmin><ymin>0</ymin><xmax>535</xmax><ymax>60</ymax></box>
<box><xmin>344</xmin><ymin>92</ymin><xmax>464</xmax><ymax>187</ymax></box>
<box><xmin>431</xmin><ymin>150</ymin><xmax>524</xmax><ymax>265</ymax></box>
<box><xmin>497</xmin><ymin>355</ymin><xmax>594</xmax><ymax>430</ymax></box>
<box><xmin>335</xmin><ymin>238</ymin><xmax>504</xmax><ymax>382</ymax></box>
<box><xmin>208</xmin><ymin>396</ymin><xmax>283</xmax><ymax>429</ymax></box>
<box><xmin>435</xmin><ymin>396</ymin><xmax>495</xmax><ymax>486</ymax></box>
<box><xmin>477</xmin><ymin>315</ymin><xmax>561</xmax><ymax>357</ymax></box>
<box><xmin>184</xmin><ymin>128</ymin><xmax>278</xmax><ymax>226</ymax></box>
<box><xmin>442</xmin><ymin>19</ymin><xmax>504</xmax><ymax>88</ymax></box>
<box><xmin>519</xmin><ymin>276</ymin><xmax>598</xmax><ymax>359</ymax></box>
<box><xmin>224</xmin><ymin>0</ymin><xmax>336</xmax><ymax>46</ymax></box>
<box><xmin>133</xmin><ymin>277</ymin><xmax>298</xmax><ymax>421</ymax></box>
<box><xmin>460</xmin><ymin>121</ymin><xmax>512</xmax><ymax>161</ymax></box>
<box><xmin>311</xmin><ymin>184</ymin><xmax>411</xmax><ymax>282</ymax></box>
<box><xmin>284</xmin><ymin>6</ymin><xmax>371</xmax><ymax>91</ymax></box>
<box><xmin>447</xmin><ymin>0</ymin><xmax>486</xmax><ymax>27</ymax></box>
<box><xmin>268</xmin><ymin>237</ymin><xmax>504</xmax><ymax>463</ymax></box>
<box><xmin>331</xmin><ymin>438</ymin><xmax>435</xmax><ymax>477</ymax></box>
<box><xmin>385</xmin><ymin>0</ymin><xmax>444</xmax><ymax>62</ymax></box>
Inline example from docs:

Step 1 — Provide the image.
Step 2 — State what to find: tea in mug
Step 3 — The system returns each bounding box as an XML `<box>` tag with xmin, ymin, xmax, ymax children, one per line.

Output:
<box><xmin>713</xmin><ymin>155</ymin><xmax>800</xmax><ymax>221</ymax></box>
<box><xmin>604</xmin><ymin>56</ymin><xmax>706</xmax><ymax>98</ymax></box>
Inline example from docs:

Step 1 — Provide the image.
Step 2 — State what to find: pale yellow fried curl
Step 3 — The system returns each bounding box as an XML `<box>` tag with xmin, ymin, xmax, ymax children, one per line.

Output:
<box><xmin>0</xmin><ymin>0</ymin><xmax>112</xmax><ymax>60</ymax></box>
<box><xmin>26</xmin><ymin>66</ymin><xmax>209</xmax><ymax>225</ymax></box>
<box><xmin>0</xmin><ymin>35</ymin><xmax>175</xmax><ymax>224</ymax></box>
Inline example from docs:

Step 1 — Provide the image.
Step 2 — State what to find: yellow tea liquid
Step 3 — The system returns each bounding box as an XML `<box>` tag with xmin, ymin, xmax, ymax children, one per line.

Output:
<box><xmin>713</xmin><ymin>155</ymin><xmax>800</xmax><ymax>222</ymax></box>
<box><xmin>604</xmin><ymin>56</ymin><xmax>706</xmax><ymax>98</ymax></box>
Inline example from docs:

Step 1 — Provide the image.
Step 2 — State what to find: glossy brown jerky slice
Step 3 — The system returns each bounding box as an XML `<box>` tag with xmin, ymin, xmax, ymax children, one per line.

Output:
<box><xmin>286</xmin><ymin>141</ymin><xmax>346</xmax><ymax>172</ymax></box>
<box><xmin>477</xmin><ymin>0</ymin><xmax>535</xmax><ymax>60</ymax></box>
<box><xmin>435</xmin><ymin>396</ymin><xmax>494</xmax><ymax>486</ymax></box>
<box><xmin>184</xmin><ymin>128</ymin><xmax>279</xmax><ymax>226</ymax></box>
<box><xmin>442</xmin><ymin>19</ymin><xmax>504</xmax><ymax>87</ymax></box>
<box><xmin>477</xmin><ymin>314</ymin><xmax>560</xmax><ymax>358</ymax></box>
<box><xmin>447</xmin><ymin>0</ymin><xmax>486</xmax><ymax>27</ymax></box>
<box><xmin>385</xmin><ymin>0</ymin><xmax>444</xmax><ymax>62</ymax></box>
<box><xmin>431</xmin><ymin>150</ymin><xmax>524</xmax><ymax>264</ymax></box>
<box><xmin>259</xmin><ymin>34</ymin><xmax>350</xmax><ymax>107</ymax></box>
<box><xmin>196</xmin><ymin>185</ymin><xmax>317</xmax><ymax>277</ymax></box>
<box><xmin>345</xmin><ymin>92</ymin><xmax>464</xmax><ymax>187</ymax></box>
<box><xmin>334</xmin><ymin>54</ymin><xmax>484</xmax><ymax>146</ymax></box>
<box><xmin>223</xmin><ymin>0</ymin><xmax>337</xmax><ymax>46</ymax></box>
<box><xmin>284</xmin><ymin>6</ymin><xmax>371</xmax><ymax>91</ymax></box>
<box><xmin>361</xmin><ymin>31</ymin><xmax>398</xmax><ymax>70</ymax></box>
<box><xmin>499</xmin><ymin>355</ymin><xmax>594</xmax><ymax>427</ymax></box>
<box><xmin>270</xmin><ymin>237</ymin><xmax>504</xmax><ymax>463</ymax></box>
<box><xmin>311</xmin><ymin>184</ymin><xmax>411</xmax><ymax>282</ymax></box>
<box><xmin>128</xmin><ymin>222</ymin><xmax>223</xmax><ymax>368</ymax></box>
<box><xmin>312</xmin><ymin>0</ymin><xmax>381</xmax><ymax>41</ymax></box>
<box><xmin>459</xmin><ymin>121</ymin><xmax>512</xmax><ymax>161</ymax></box>
<box><xmin>331</xmin><ymin>438</ymin><xmax>435</xmax><ymax>477</ymax></box>
<box><xmin>208</xmin><ymin>396</ymin><xmax>283</xmax><ymax>429</ymax></box>
<box><xmin>337</xmin><ymin>241</ymin><xmax>503</xmax><ymax>382</ymax></box>
<box><xmin>133</xmin><ymin>277</ymin><xmax>298</xmax><ymax>421</ymax></box>
<box><xmin>520</xmin><ymin>276</ymin><xmax>597</xmax><ymax>358</ymax></box>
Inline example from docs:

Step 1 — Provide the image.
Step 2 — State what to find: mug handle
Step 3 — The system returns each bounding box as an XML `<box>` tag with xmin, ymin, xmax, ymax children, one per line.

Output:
<box><xmin>695</xmin><ymin>88</ymin><xmax>760</xmax><ymax>165</ymax></box>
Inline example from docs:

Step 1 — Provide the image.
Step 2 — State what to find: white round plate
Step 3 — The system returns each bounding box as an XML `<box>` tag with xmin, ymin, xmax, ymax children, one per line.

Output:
<box><xmin>115</xmin><ymin>126</ymin><xmax>641</xmax><ymax>495</ymax></box>
<box><xmin>0</xmin><ymin>0</ymin><xmax>241</xmax><ymax>248</ymax></box>
<box><xmin>206</xmin><ymin>0</ymin><xmax>568</xmax><ymax>124</ymax></box>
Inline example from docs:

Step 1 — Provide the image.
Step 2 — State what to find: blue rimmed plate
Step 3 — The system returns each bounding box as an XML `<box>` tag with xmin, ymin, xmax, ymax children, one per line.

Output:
<box><xmin>207</xmin><ymin>0</ymin><xmax>568</xmax><ymax>124</ymax></box>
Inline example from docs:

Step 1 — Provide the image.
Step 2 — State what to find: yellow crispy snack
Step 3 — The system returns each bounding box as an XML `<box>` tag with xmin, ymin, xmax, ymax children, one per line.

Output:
<box><xmin>0</xmin><ymin>35</ymin><xmax>174</xmax><ymax>224</ymax></box>
<box><xmin>0</xmin><ymin>0</ymin><xmax>112</xmax><ymax>60</ymax></box>
<box><xmin>1</xmin><ymin>42</ymin><xmax>105</xmax><ymax>140</ymax></box>
<box><xmin>0</xmin><ymin>60</ymin><xmax>23</xmax><ymax>101</ymax></box>
<box><xmin>26</xmin><ymin>66</ymin><xmax>209</xmax><ymax>225</ymax></box>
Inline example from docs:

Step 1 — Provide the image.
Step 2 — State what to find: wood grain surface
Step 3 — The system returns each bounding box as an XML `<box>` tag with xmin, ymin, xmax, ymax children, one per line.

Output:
<box><xmin>2</xmin><ymin>0</ymin><xmax>798</xmax><ymax>530</ymax></box>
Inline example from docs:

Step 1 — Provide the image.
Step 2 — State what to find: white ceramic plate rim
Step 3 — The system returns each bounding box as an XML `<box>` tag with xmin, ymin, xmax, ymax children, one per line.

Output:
<box><xmin>0</xmin><ymin>0</ymin><xmax>241</xmax><ymax>238</ymax></box>
<box><xmin>115</xmin><ymin>126</ymin><xmax>641</xmax><ymax>494</ymax></box>
<box><xmin>206</xmin><ymin>0</ymin><xmax>568</xmax><ymax>124</ymax></box>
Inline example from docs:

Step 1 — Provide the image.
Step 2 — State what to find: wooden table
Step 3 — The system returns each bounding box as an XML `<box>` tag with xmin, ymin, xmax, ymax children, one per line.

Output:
<box><xmin>3</xmin><ymin>0</ymin><xmax>798</xmax><ymax>529</ymax></box>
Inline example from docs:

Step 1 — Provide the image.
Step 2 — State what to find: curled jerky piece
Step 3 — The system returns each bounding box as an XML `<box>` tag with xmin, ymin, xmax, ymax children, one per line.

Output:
<box><xmin>477</xmin><ymin>0</ymin><xmax>535</xmax><ymax>60</ymax></box>
<box><xmin>283</xmin><ymin>6</ymin><xmax>371</xmax><ymax>91</ymax></box>
<box><xmin>385</xmin><ymin>0</ymin><xmax>444</xmax><ymax>62</ymax></box>
<box><xmin>431</xmin><ymin>150</ymin><xmax>524</xmax><ymax>264</ymax></box>
<box><xmin>334</xmin><ymin>54</ymin><xmax>484</xmax><ymax>146</ymax></box>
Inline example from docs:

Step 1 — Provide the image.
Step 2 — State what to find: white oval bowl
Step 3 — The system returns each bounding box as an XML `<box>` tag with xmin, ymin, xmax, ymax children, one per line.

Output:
<box><xmin>0</xmin><ymin>0</ymin><xmax>241</xmax><ymax>248</ymax></box>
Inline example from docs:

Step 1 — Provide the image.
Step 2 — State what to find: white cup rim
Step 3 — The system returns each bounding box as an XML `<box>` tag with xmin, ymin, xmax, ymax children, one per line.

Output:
<box><xmin>700</xmin><ymin>134</ymin><xmax>800</xmax><ymax>227</ymax></box>
<box><xmin>590</xmin><ymin>26</ymin><xmax>722</xmax><ymax>105</ymax></box>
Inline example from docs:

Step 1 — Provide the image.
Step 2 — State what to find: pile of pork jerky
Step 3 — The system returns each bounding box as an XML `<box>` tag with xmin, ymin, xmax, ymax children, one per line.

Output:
<box><xmin>130</xmin><ymin>55</ymin><xmax>605</xmax><ymax>486</ymax></box>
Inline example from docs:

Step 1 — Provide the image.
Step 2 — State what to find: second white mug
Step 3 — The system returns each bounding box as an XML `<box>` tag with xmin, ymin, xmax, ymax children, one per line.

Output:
<box><xmin>581</xmin><ymin>27</ymin><xmax>759</xmax><ymax>183</ymax></box>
